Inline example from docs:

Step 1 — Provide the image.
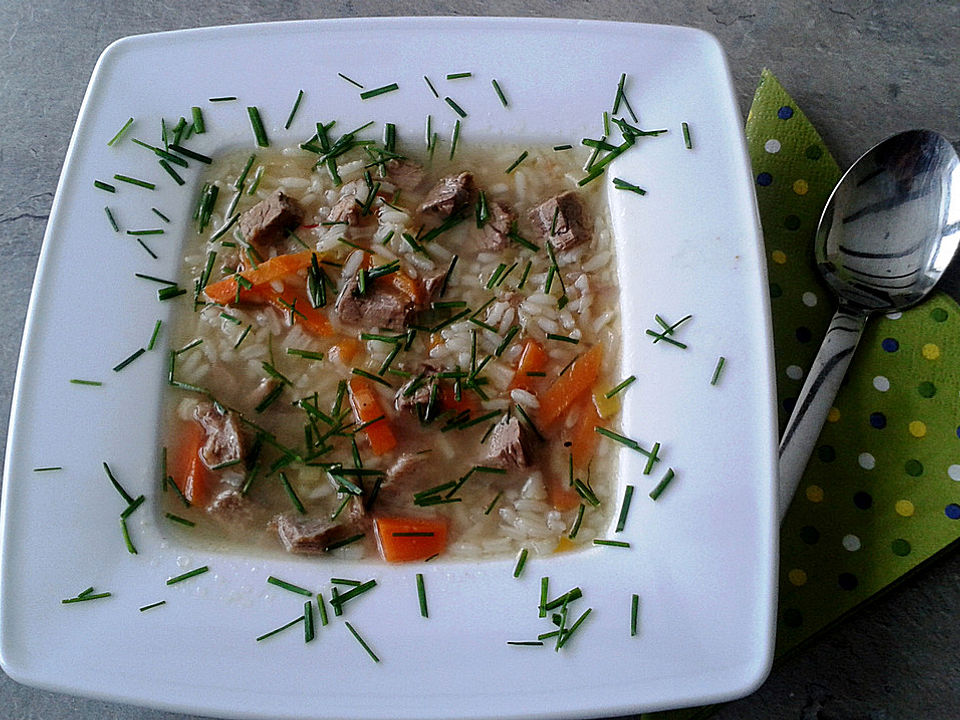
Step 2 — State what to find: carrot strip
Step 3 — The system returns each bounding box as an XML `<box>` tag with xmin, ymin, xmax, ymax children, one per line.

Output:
<box><xmin>250</xmin><ymin>283</ymin><xmax>333</xmax><ymax>336</ymax></box>
<box><xmin>203</xmin><ymin>250</ymin><xmax>315</xmax><ymax>304</ymax></box>
<box><xmin>538</xmin><ymin>344</ymin><xmax>603</xmax><ymax>428</ymax></box>
<box><xmin>546</xmin><ymin>474</ymin><xmax>582</xmax><ymax>512</ymax></box>
<box><xmin>329</xmin><ymin>337</ymin><xmax>363</xmax><ymax>365</ymax></box>
<box><xmin>170</xmin><ymin>421</ymin><xmax>213</xmax><ymax>506</ymax></box>
<box><xmin>374</xmin><ymin>516</ymin><xmax>448</xmax><ymax>562</ymax></box>
<box><xmin>348</xmin><ymin>377</ymin><xmax>397</xmax><ymax>455</ymax></box>
<box><xmin>508</xmin><ymin>338</ymin><xmax>549</xmax><ymax>392</ymax></box>
<box><xmin>568</xmin><ymin>399</ymin><xmax>603</xmax><ymax>468</ymax></box>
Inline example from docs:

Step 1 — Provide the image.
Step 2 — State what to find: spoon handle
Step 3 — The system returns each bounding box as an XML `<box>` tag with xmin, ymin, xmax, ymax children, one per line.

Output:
<box><xmin>778</xmin><ymin>305</ymin><xmax>867</xmax><ymax>521</ymax></box>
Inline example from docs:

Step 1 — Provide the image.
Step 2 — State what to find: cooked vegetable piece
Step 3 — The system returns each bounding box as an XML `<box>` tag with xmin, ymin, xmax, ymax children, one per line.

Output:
<box><xmin>348</xmin><ymin>377</ymin><xmax>397</xmax><ymax>455</ymax></box>
<box><xmin>509</xmin><ymin>338</ymin><xmax>549</xmax><ymax>392</ymax></box>
<box><xmin>170</xmin><ymin>420</ymin><xmax>212</xmax><ymax>506</ymax></box>
<box><xmin>203</xmin><ymin>250</ymin><xmax>315</xmax><ymax>304</ymax></box>
<box><xmin>538</xmin><ymin>344</ymin><xmax>603</xmax><ymax>428</ymax></box>
<box><xmin>374</xmin><ymin>516</ymin><xmax>448</xmax><ymax>562</ymax></box>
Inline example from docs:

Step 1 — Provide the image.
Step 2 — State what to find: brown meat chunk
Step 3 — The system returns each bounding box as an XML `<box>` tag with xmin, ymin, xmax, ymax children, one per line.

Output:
<box><xmin>238</xmin><ymin>190</ymin><xmax>304</xmax><ymax>253</ymax></box>
<box><xmin>385</xmin><ymin>159</ymin><xmax>426</xmax><ymax>192</ymax></box>
<box><xmin>419</xmin><ymin>172</ymin><xmax>475</xmax><ymax>218</ymax></box>
<box><xmin>486</xmin><ymin>416</ymin><xmax>533</xmax><ymax>469</ymax></box>
<box><xmin>194</xmin><ymin>402</ymin><xmax>245</xmax><ymax>469</ymax></box>
<box><xmin>274</xmin><ymin>513</ymin><xmax>359</xmax><ymax>554</ymax></box>
<box><xmin>327</xmin><ymin>180</ymin><xmax>366</xmax><ymax>226</ymax></box>
<box><xmin>335</xmin><ymin>273</ymin><xmax>416</xmax><ymax>330</ymax></box>
<box><xmin>479</xmin><ymin>200</ymin><xmax>515</xmax><ymax>251</ymax></box>
<box><xmin>529</xmin><ymin>191</ymin><xmax>591</xmax><ymax>251</ymax></box>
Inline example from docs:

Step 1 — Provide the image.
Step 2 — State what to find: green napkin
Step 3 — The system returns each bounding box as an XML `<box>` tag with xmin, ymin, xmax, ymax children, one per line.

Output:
<box><xmin>644</xmin><ymin>69</ymin><xmax>960</xmax><ymax>720</ymax></box>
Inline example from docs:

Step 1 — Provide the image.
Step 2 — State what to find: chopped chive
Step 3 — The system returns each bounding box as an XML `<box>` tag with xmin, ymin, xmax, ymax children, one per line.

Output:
<box><xmin>557</xmin><ymin>607</ymin><xmax>592</xmax><ymax>649</ymax></box>
<box><xmin>120</xmin><ymin>494</ymin><xmax>145</xmax><ymax>519</ymax></box>
<box><xmin>286</xmin><ymin>348</ymin><xmax>324</xmax><ymax>361</ymax></box>
<box><xmin>446</xmin><ymin>71</ymin><xmax>472</xmax><ymax>79</ymax></box>
<box><xmin>711</xmin><ymin>356</ymin><xmax>726</xmax><ymax>386</ymax></box>
<box><xmin>126</xmin><ymin>228</ymin><xmax>164</xmax><ymax>236</ymax></box>
<box><xmin>344</xmin><ymin>621</ymin><xmax>380</xmax><ymax>662</ymax></box>
<box><xmin>643</xmin><ymin>442</ymin><xmax>661</xmax><ymax>475</ymax></box>
<box><xmin>136</xmin><ymin>273</ymin><xmax>176</xmax><ymax>285</ymax></box>
<box><xmin>338</xmin><ymin>72</ymin><xmax>364</xmax><ymax>88</ymax></box>
<box><xmin>631</xmin><ymin>593</ymin><xmax>640</xmax><ymax>636</ymax></box>
<box><xmin>645</xmin><ymin>330</ymin><xmax>687</xmax><ymax>349</ymax></box>
<box><xmin>351</xmin><ymin>367</ymin><xmax>393</xmax><ymax>389</ymax></box>
<box><xmin>604</xmin><ymin>375</ymin><xmax>636</xmax><ymax>399</ymax></box>
<box><xmin>594</xmin><ymin>426</ymin><xmax>645</xmax><ymax>453</ymax></box>
<box><xmin>284</xmin><ymin>89</ymin><xmax>304</xmax><ymax>130</ymax></box>
<box><xmin>615</xmin><ymin>485</ymin><xmax>635</xmax><ymax>532</ymax></box>
<box><xmin>234</xmin><ymin>324</ymin><xmax>252</xmax><ymax>349</ymax></box>
<box><xmin>136</xmin><ymin>239</ymin><xmax>158</xmax><ymax>259</ymax></box>
<box><xmin>114</xmin><ymin>174</ymin><xmax>155</xmax><ymax>190</ymax></box>
<box><xmin>94</xmin><ymin>180</ymin><xmax>116</xmax><ymax>192</ymax></box>
<box><xmin>247</xmin><ymin>106</ymin><xmax>269</xmax><ymax>147</ymax></box>
<box><xmin>120</xmin><ymin>516</ymin><xmax>138</xmax><ymax>554</ymax></box>
<box><xmin>234</xmin><ymin>154</ymin><xmax>256</xmax><ymax>189</ymax></box>
<box><xmin>158</xmin><ymin>159</ymin><xmax>185</xmax><ymax>185</ymax></box>
<box><xmin>104</xmin><ymin>207</ymin><xmax>119</xmax><ymax>232</ymax></box>
<box><xmin>603</xmin><ymin>110</ymin><xmax>610</xmax><ymax>135</ymax></box>
<box><xmin>416</xmin><ymin>573</ymin><xmax>428</xmax><ymax>618</ymax></box>
<box><xmin>553</xmin><ymin>144</ymin><xmax>573</xmax><ymax>151</ymax></box>
<box><xmin>139</xmin><ymin>600</ymin><xmax>166</xmax><ymax>612</ymax></box>
<box><xmin>546</xmin><ymin>333</ymin><xmax>579</xmax><ymax>345</ymax></box>
<box><xmin>209</xmin><ymin>96</ymin><xmax>236</xmax><ymax>102</ymax></box>
<box><xmin>316</xmin><ymin>592</ymin><xmax>329</xmax><ymax>626</ymax></box>
<box><xmin>158</xmin><ymin>285</ymin><xmax>186</xmax><ymax>301</ymax></box>
<box><xmin>491</xmin><ymin>78</ymin><xmax>508</xmax><ymax>107</ymax></box>
<box><xmin>513</xmin><ymin>548</ymin><xmax>529</xmax><ymax>578</ymax></box>
<box><xmin>544</xmin><ymin>587</ymin><xmax>582</xmax><ymax>611</ymax></box>
<box><xmin>444</xmin><ymin>96</ymin><xmax>467</xmax><ymax>118</ymax></box>
<box><xmin>279</xmin><ymin>472</ymin><xmax>306</xmax><ymax>514</ymax></box>
<box><xmin>165</xmin><ymin>512</ymin><xmax>195</xmax><ymax>527</ymax></box>
<box><xmin>32</xmin><ymin>466</ymin><xmax>62</xmax><ymax>472</ymax></box>
<box><xmin>539</xmin><ymin>577</ymin><xmax>549</xmax><ymax>618</ymax></box>
<box><xmin>151</xmin><ymin>207</ymin><xmax>170</xmax><ymax>223</ymax></box>
<box><xmin>256</xmin><ymin>616</ymin><xmax>304</xmax><ymax>642</ymax></box>
<box><xmin>360</xmin><ymin>83</ymin><xmax>399</xmax><ymax>100</ymax></box>
<box><xmin>593</xmin><ymin>539</ymin><xmax>631</xmax><ymax>548</ymax></box>
<box><xmin>331</xmin><ymin>578</ymin><xmax>362</xmax><ymax>587</ymax></box>
<box><xmin>505</xmin><ymin>150</ymin><xmax>528</xmax><ymax>174</ymax></box>
<box><xmin>507</xmin><ymin>641</ymin><xmax>544</xmax><ymax>647</ymax></box>
<box><xmin>107</xmin><ymin>117</ymin><xmax>134</xmax><ymax>146</ymax></box>
<box><xmin>304</xmin><ymin>600</ymin><xmax>315</xmax><ymax>643</ymax></box>
<box><xmin>166</xmin><ymin>565</ymin><xmax>209</xmax><ymax>585</ymax></box>
<box><xmin>495</xmin><ymin>325</ymin><xmax>520</xmax><ymax>356</ymax></box>
<box><xmin>649</xmin><ymin>468</ymin><xmax>676</xmax><ymax>501</ymax></box>
<box><xmin>484</xmin><ymin>491</ymin><xmax>503</xmax><ymax>515</ymax></box>
<box><xmin>423</xmin><ymin>75</ymin><xmax>439</xmax><ymax>97</ymax></box>
<box><xmin>392</xmin><ymin>531</ymin><xmax>435</xmax><ymax>538</ymax></box>
<box><xmin>267</xmin><ymin>575</ymin><xmax>313</xmax><ymax>597</ymax></box>
<box><xmin>62</xmin><ymin>591</ymin><xmax>112</xmax><ymax>604</ymax></box>
<box><xmin>70</xmin><ymin>378</ymin><xmax>102</xmax><ymax>386</ymax></box>
<box><xmin>681</xmin><ymin>121</ymin><xmax>693</xmax><ymax>149</ymax></box>
<box><xmin>323</xmin><ymin>533</ymin><xmax>365</xmax><ymax>552</ymax></box>
<box><xmin>612</xmin><ymin>177</ymin><xmax>646</xmax><ymax>195</ymax></box>
<box><xmin>449</xmin><ymin>119</ymin><xmax>461</xmax><ymax>160</ymax></box>
<box><xmin>191</xmin><ymin>106</ymin><xmax>205</xmax><ymax>134</ymax></box>
<box><xmin>102</xmin><ymin>462</ymin><xmax>134</xmax><ymax>504</ymax></box>
<box><xmin>568</xmin><ymin>503</ymin><xmax>585</xmax><ymax>539</ymax></box>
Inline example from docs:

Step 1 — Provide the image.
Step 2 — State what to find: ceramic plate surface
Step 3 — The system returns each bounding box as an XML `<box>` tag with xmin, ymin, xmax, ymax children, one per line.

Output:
<box><xmin>0</xmin><ymin>16</ymin><xmax>777</xmax><ymax>719</ymax></box>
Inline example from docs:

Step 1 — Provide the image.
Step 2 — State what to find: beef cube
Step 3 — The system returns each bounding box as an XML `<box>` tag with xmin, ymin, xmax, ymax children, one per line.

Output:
<box><xmin>238</xmin><ymin>190</ymin><xmax>304</xmax><ymax>253</ymax></box>
<box><xmin>335</xmin><ymin>272</ymin><xmax>415</xmax><ymax>330</ymax></box>
<box><xmin>326</xmin><ymin>180</ymin><xmax>367</xmax><ymax>226</ymax></box>
<box><xmin>385</xmin><ymin>159</ymin><xmax>426</xmax><ymax>192</ymax></box>
<box><xmin>529</xmin><ymin>191</ymin><xmax>591</xmax><ymax>251</ymax></box>
<box><xmin>478</xmin><ymin>200</ymin><xmax>515</xmax><ymax>251</ymax></box>
<box><xmin>274</xmin><ymin>513</ymin><xmax>359</xmax><ymax>554</ymax></box>
<box><xmin>419</xmin><ymin>172</ymin><xmax>475</xmax><ymax>218</ymax></box>
<box><xmin>194</xmin><ymin>402</ymin><xmax>245</xmax><ymax>469</ymax></box>
<box><xmin>486</xmin><ymin>416</ymin><xmax>533</xmax><ymax>469</ymax></box>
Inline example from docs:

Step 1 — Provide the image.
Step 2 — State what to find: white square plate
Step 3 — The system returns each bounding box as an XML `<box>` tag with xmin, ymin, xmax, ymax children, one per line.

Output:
<box><xmin>0</xmin><ymin>17</ymin><xmax>778</xmax><ymax>719</ymax></box>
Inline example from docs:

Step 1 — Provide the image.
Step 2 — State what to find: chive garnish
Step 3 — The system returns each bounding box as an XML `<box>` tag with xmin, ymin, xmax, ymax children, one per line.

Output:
<box><xmin>631</xmin><ymin>593</ymin><xmax>640</xmax><ymax>636</ymax></box>
<box><xmin>711</xmin><ymin>356</ymin><xmax>726</xmax><ymax>386</ymax></box>
<box><xmin>136</xmin><ymin>239</ymin><xmax>158</xmax><ymax>259</ymax></box>
<box><xmin>444</xmin><ymin>96</ymin><xmax>467</xmax><ymax>117</ymax></box>
<box><xmin>446</xmin><ymin>71</ymin><xmax>472</xmax><ymax>79</ymax></box>
<box><xmin>166</xmin><ymin>566</ymin><xmax>209</xmax><ymax>585</ymax></box>
<box><xmin>209</xmin><ymin>96</ymin><xmax>237</xmax><ymax>102</ymax></box>
<box><xmin>556</xmin><ymin>607</ymin><xmax>592</xmax><ymax>649</ymax></box>
<box><xmin>484</xmin><ymin>491</ymin><xmax>503</xmax><ymax>515</ymax></box>
<box><xmin>191</xmin><ymin>106</ymin><xmax>205</xmax><ymax>134</ymax></box>
<box><xmin>33</xmin><ymin>466</ymin><xmax>62</xmax><ymax>472</ymax></box>
<box><xmin>351</xmin><ymin>367</ymin><xmax>393</xmax><ymax>389</ymax></box>
<box><xmin>615</xmin><ymin>485</ymin><xmax>635</xmax><ymax>532</ymax></box>
<box><xmin>70</xmin><ymin>379</ymin><xmax>102</xmax><ymax>386</ymax></box>
<box><xmin>544</xmin><ymin>587</ymin><xmax>582</xmax><ymax>611</ymax></box>
<box><xmin>569</xmin><ymin>504</ymin><xmax>585</xmax><ymax>539</ymax></box>
<box><xmin>643</xmin><ymin>442</ymin><xmax>661</xmax><ymax>475</ymax></box>
<box><xmin>284</xmin><ymin>89</ymin><xmax>304</xmax><ymax>130</ymax></box>
<box><xmin>136</xmin><ymin>273</ymin><xmax>176</xmax><ymax>285</ymax></box>
<box><xmin>612</xmin><ymin>177</ymin><xmax>646</xmax><ymax>195</ymax></box>
<box><xmin>114</xmin><ymin>174</ymin><xmax>155</xmax><ymax>190</ymax></box>
<box><xmin>107</xmin><ymin>117</ymin><xmax>134</xmax><ymax>146</ymax></box>
<box><xmin>256</xmin><ymin>616</ymin><xmax>304</xmax><ymax>642</ymax></box>
<box><xmin>507</xmin><ymin>641</ymin><xmax>544</xmax><ymax>647</ymax></box>
<box><xmin>593</xmin><ymin>539</ymin><xmax>631</xmax><ymax>548</ymax></box>
<box><xmin>604</xmin><ymin>375</ymin><xmax>636</xmax><ymax>399</ymax></box>
<box><xmin>682</xmin><ymin>121</ymin><xmax>693</xmax><ymax>149</ymax></box>
<box><xmin>553</xmin><ymin>144</ymin><xmax>573</xmax><ymax>151</ymax></box>
<box><xmin>513</xmin><ymin>548</ymin><xmax>529</xmax><ymax>578</ymax></box>
<box><xmin>120</xmin><ymin>494</ymin><xmax>145</xmax><ymax>519</ymax></box>
<box><xmin>267</xmin><ymin>575</ymin><xmax>313</xmax><ymax>597</ymax></box>
<box><xmin>158</xmin><ymin>285</ymin><xmax>186</xmax><ymax>301</ymax></box>
<box><xmin>126</xmin><ymin>229</ymin><xmax>164</xmax><ymax>236</ymax></box>
<box><xmin>304</xmin><ymin>600</ymin><xmax>315</xmax><ymax>643</ymax></box>
<box><xmin>416</xmin><ymin>573</ymin><xmax>428</xmax><ymax>618</ymax></box>
<box><xmin>139</xmin><ymin>600</ymin><xmax>166</xmax><ymax>612</ymax></box>
<box><xmin>449</xmin><ymin>119</ymin><xmax>461</xmax><ymax>160</ymax></box>
<box><xmin>423</xmin><ymin>75</ymin><xmax>439</xmax><ymax>97</ymax></box>
<box><xmin>546</xmin><ymin>333</ymin><xmax>579</xmax><ymax>345</ymax></box>
<box><xmin>392</xmin><ymin>531</ymin><xmax>435</xmax><ymax>538</ymax></box>
<box><xmin>94</xmin><ymin>180</ymin><xmax>116</xmax><ymax>192</ymax></box>
<box><xmin>165</xmin><ymin>513</ymin><xmax>195</xmax><ymax>527</ymax></box>
<box><xmin>324</xmin><ymin>533</ymin><xmax>365</xmax><ymax>552</ymax></box>
<box><xmin>338</xmin><ymin>72</ymin><xmax>364</xmax><ymax>88</ymax></box>
<box><xmin>593</xmin><ymin>427</ymin><xmax>658</xmax><ymax>458</ymax></box>
<box><xmin>649</xmin><ymin>468</ymin><xmax>676</xmax><ymax>501</ymax></box>
<box><xmin>316</xmin><ymin>592</ymin><xmax>329</xmax><ymax>626</ymax></box>
<box><xmin>104</xmin><ymin>207</ymin><xmax>119</xmax><ymax>232</ymax></box>
<box><xmin>344</xmin><ymin>621</ymin><xmax>380</xmax><ymax>663</ymax></box>
<box><xmin>286</xmin><ymin>348</ymin><xmax>324</xmax><ymax>361</ymax></box>
<box><xmin>158</xmin><ymin>160</ymin><xmax>185</xmax><ymax>185</ymax></box>
<box><xmin>360</xmin><ymin>83</ymin><xmax>399</xmax><ymax>100</ymax></box>
<box><xmin>539</xmin><ymin>577</ymin><xmax>549</xmax><ymax>618</ymax></box>
<box><xmin>62</xmin><ymin>589</ymin><xmax>112</xmax><ymax>604</ymax></box>
<box><xmin>120</xmin><ymin>516</ymin><xmax>137</xmax><ymax>554</ymax></box>
<box><xmin>505</xmin><ymin>150</ymin><xmax>528</xmax><ymax>174</ymax></box>
<box><xmin>247</xmin><ymin>106</ymin><xmax>269</xmax><ymax>147</ymax></box>
<box><xmin>102</xmin><ymin>462</ymin><xmax>134</xmax><ymax>504</ymax></box>
<box><xmin>491</xmin><ymin>78</ymin><xmax>508</xmax><ymax>107</ymax></box>
<box><xmin>645</xmin><ymin>330</ymin><xmax>687</xmax><ymax>349</ymax></box>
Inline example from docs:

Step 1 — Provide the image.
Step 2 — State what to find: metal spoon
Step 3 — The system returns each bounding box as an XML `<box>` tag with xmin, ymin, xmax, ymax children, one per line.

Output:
<box><xmin>778</xmin><ymin>129</ymin><xmax>960</xmax><ymax>521</ymax></box>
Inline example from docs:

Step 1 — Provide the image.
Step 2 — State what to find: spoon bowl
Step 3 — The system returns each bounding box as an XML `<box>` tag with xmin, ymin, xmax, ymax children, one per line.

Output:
<box><xmin>778</xmin><ymin>129</ymin><xmax>960</xmax><ymax>519</ymax></box>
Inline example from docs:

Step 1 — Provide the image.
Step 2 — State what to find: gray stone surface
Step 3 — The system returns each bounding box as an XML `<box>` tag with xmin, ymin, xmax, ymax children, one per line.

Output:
<box><xmin>0</xmin><ymin>2</ymin><xmax>957</xmax><ymax>719</ymax></box>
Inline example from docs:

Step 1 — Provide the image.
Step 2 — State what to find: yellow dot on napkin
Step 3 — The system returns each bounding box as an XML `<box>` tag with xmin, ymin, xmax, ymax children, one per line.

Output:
<box><xmin>805</xmin><ymin>485</ymin><xmax>824</xmax><ymax>502</ymax></box>
<box><xmin>922</xmin><ymin>343</ymin><xmax>940</xmax><ymax>360</ymax></box>
<box><xmin>827</xmin><ymin>407</ymin><xmax>840</xmax><ymax>422</ymax></box>
<box><xmin>895</xmin><ymin>499</ymin><xmax>915</xmax><ymax>517</ymax></box>
<box><xmin>772</xmin><ymin>250</ymin><xmax>787</xmax><ymax>264</ymax></box>
<box><xmin>792</xmin><ymin>179</ymin><xmax>809</xmax><ymax>195</ymax></box>
<box><xmin>788</xmin><ymin>569</ymin><xmax>807</xmax><ymax>586</ymax></box>
<box><xmin>909</xmin><ymin>420</ymin><xmax>927</xmax><ymax>438</ymax></box>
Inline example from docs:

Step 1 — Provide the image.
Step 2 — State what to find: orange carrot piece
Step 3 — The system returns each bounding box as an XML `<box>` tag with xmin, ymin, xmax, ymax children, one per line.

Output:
<box><xmin>374</xmin><ymin>516</ymin><xmax>448</xmax><ymax>562</ymax></box>
<box><xmin>170</xmin><ymin>421</ymin><xmax>213</xmax><ymax>507</ymax></box>
<box><xmin>348</xmin><ymin>377</ymin><xmax>397</xmax><ymax>455</ymax></box>
<box><xmin>568</xmin><ymin>399</ymin><xmax>603</xmax><ymax>468</ymax></box>
<box><xmin>538</xmin><ymin>344</ymin><xmax>603</xmax><ymax>428</ymax></box>
<box><xmin>203</xmin><ymin>250</ymin><xmax>315</xmax><ymax>305</ymax></box>
<box><xmin>546</xmin><ymin>474</ymin><xmax>582</xmax><ymax>512</ymax></box>
<box><xmin>438</xmin><ymin>383</ymin><xmax>480</xmax><ymax>416</ymax></box>
<box><xmin>329</xmin><ymin>337</ymin><xmax>363</xmax><ymax>365</ymax></box>
<box><xmin>509</xmin><ymin>338</ymin><xmax>549</xmax><ymax>392</ymax></box>
<box><xmin>380</xmin><ymin>269</ymin><xmax>423</xmax><ymax>306</ymax></box>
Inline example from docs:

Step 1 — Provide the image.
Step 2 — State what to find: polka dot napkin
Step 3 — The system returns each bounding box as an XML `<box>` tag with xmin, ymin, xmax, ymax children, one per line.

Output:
<box><xmin>645</xmin><ymin>69</ymin><xmax>960</xmax><ymax>719</ymax></box>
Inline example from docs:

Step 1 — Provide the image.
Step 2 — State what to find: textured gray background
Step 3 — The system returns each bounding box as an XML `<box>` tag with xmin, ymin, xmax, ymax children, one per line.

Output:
<box><xmin>1</xmin><ymin>2</ymin><xmax>958</xmax><ymax>719</ymax></box>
